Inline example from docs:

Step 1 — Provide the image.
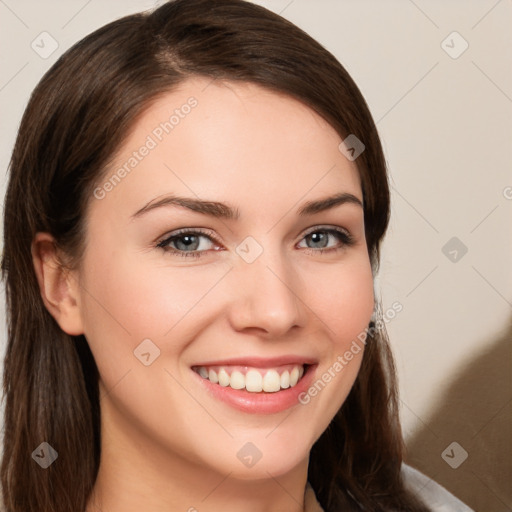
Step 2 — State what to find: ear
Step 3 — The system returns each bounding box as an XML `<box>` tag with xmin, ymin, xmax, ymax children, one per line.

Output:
<box><xmin>31</xmin><ymin>232</ymin><xmax>84</xmax><ymax>336</ymax></box>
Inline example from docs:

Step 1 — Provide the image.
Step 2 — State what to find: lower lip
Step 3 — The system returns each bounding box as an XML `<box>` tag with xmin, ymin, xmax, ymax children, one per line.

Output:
<box><xmin>192</xmin><ymin>365</ymin><xmax>317</xmax><ymax>414</ymax></box>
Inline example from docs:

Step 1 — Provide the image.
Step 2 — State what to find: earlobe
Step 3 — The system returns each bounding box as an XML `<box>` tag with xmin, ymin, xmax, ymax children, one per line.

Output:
<box><xmin>31</xmin><ymin>232</ymin><xmax>84</xmax><ymax>336</ymax></box>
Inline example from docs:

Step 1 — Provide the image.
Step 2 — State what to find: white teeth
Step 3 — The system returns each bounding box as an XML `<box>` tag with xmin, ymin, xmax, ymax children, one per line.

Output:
<box><xmin>280</xmin><ymin>370</ymin><xmax>290</xmax><ymax>389</ymax></box>
<box><xmin>208</xmin><ymin>368</ymin><xmax>219</xmax><ymax>384</ymax></box>
<box><xmin>289</xmin><ymin>367</ymin><xmax>299</xmax><ymax>387</ymax></box>
<box><xmin>218</xmin><ymin>368</ymin><xmax>230</xmax><ymax>387</ymax></box>
<box><xmin>195</xmin><ymin>364</ymin><xmax>306</xmax><ymax>393</ymax></box>
<box><xmin>230</xmin><ymin>370</ymin><xmax>245</xmax><ymax>390</ymax></box>
<box><xmin>245</xmin><ymin>370</ymin><xmax>263</xmax><ymax>392</ymax></box>
<box><xmin>262</xmin><ymin>369</ymin><xmax>281</xmax><ymax>392</ymax></box>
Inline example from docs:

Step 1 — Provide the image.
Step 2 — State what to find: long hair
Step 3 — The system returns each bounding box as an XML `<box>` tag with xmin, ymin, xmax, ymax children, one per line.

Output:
<box><xmin>1</xmin><ymin>1</ymin><xmax>429</xmax><ymax>510</ymax></box>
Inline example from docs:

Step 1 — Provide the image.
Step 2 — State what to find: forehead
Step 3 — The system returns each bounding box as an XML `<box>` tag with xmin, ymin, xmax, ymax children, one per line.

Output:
<box><xmin>91</xmin><ymin>77</ymin><xmax>362</xmax><ymax>222</ymax></box>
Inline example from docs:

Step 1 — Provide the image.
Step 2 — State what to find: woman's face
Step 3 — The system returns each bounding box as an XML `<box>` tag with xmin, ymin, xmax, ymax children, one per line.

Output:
<box><xmin>75</xmin><ymin>77</ymin><xmax>374</xmax><ymax>479</ymax></box>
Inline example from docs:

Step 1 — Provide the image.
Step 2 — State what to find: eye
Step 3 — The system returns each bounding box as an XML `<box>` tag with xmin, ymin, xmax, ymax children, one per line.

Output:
<box><xmin>297</xmin><ymin>226</ymin><xmax>354</xmax><ymax>254</ymax></box>
<box><xmin>156</xmin><ymin>225</ymin><xmax>355</xmax><ymax>259</ymax></box>
<box><xmin>156</xmin><ymin>228</ymin><xmax>220</xmax><ymax>258</ymax></box>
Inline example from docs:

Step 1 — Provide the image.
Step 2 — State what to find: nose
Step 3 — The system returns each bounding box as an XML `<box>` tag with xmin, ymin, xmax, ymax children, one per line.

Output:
<box><xmin>226</xmin><ymin>247</ymin><xmax>306</xmax><ymax>338</ymax></box>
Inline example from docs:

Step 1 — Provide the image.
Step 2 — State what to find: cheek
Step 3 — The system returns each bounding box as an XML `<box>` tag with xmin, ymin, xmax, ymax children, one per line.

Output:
<box><xmin>308</xmin><ymin>258</ymin><xmax>375</xmax><ymax>345</ymax></box>
<box><xmin>296</xmin><ymin>258</ymin><xmax>374</xmax><ymax>432</ymax></box>
<box><xmin>77</xmin><ymin>248</ymin><xmax>231</xmax><ymax>368</ymax></box>
<box><xmin>81</xmin><ymin>252</ymin><xmax>195</xmax><ymax>332</ymax></box>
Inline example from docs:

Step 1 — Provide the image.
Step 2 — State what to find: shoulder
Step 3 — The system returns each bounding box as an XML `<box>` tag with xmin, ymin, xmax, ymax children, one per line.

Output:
<box><xmin>401</xmin><ymin>463</ymin><xmax>475</xmax><ymax>512</ymax></box>
<box><xmin>305</xmin><ymin>464</ymin><xmax>475</xmax><ymax>512</ymax></box>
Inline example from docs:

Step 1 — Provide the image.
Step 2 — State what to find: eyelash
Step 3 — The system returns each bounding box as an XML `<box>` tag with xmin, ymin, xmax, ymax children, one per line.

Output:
<box><xmin>156</xmin><ymin>226</ymin><xmax>355</xmax><ymax>259</ymax></box>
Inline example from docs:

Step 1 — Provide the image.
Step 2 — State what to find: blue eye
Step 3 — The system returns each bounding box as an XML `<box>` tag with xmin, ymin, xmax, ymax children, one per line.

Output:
<box><xmin>156</xmin><ymin>228</ymin><xmax>218</xmax><ymax>258</ymax></box>
<box><xmin>156</xmin><ymin>226</ymin><xmax>354</xmax><ymax>259</ymax></box>
<box><xmin>298</xmin><ymin>227</ymin><xmax>354</xmax><ymax>254</ymax></box>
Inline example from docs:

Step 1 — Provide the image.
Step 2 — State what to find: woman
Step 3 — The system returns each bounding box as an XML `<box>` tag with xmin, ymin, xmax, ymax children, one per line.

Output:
<box><xmin>1</xmin><ymin>1</ymin><xmax>474</xmax><ymax>510</ymax></box>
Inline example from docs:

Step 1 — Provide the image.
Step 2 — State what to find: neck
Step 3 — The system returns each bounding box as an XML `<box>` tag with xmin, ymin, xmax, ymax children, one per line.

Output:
<box><xmin>86</xmin><ymin>399</ymin><xmax>309</xmax><ymax>512</ymax></box>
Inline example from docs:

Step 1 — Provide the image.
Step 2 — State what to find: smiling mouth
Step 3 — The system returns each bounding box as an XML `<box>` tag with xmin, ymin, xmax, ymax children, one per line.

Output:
<box><xmin>191</xmin><ymin>364</ymin><xmax>308</xmax><ymax>393</ymax></box>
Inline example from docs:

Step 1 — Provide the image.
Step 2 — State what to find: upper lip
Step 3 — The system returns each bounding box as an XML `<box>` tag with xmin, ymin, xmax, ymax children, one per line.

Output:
<box><xmin>191</xmin><ymin>355</ymin><xmax>318</xmax><ymax>368</ymax></box>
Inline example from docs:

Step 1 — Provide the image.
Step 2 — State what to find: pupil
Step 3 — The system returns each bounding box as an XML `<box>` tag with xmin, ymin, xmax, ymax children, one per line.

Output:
<box><xmin>310</xmin><ymin>232</ymin><xmax>326</xmax><ymax>248</ymax></box>
<box><xmin>177</xmin><ymin>235</ymin><xmax>198</xmax><ymax>250</ymax></box>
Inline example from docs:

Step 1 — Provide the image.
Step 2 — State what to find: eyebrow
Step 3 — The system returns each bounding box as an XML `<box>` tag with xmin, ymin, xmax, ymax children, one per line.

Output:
<box><xmin>131</xmin><ymin>191</ymin><xmax>363</xmax><ymax>220</ymax></box>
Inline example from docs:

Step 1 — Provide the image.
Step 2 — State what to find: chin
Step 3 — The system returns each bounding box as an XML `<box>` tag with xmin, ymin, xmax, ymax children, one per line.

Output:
<box><xmin>208</xmin><ymin>427</ymin><xmax>313</xmax><ymax>480</ymax></box>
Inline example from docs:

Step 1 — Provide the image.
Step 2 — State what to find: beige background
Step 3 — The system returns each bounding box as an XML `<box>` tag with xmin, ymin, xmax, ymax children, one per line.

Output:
<box><xmin>0</xmin><ymin>1</ymin><xmax>511</xmax><ymax>510</ymax></box>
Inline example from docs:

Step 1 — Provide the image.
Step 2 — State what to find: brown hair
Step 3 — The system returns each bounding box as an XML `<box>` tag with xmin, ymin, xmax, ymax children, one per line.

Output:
<box><xmin>1</xmin><ymin>1</ymin><xmax>429</xmax><ymax>510</ymax></box>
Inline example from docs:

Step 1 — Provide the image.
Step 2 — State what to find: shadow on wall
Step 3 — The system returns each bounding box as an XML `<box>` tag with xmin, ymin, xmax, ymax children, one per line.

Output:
<box><xmin>405</xmin><ymin>315</ymin><xmax>512</xmax><ymax>512</ymax></box>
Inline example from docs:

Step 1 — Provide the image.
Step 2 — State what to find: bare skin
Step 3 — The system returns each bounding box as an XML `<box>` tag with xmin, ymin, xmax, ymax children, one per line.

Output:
<box><xmin>32</xmin><ymin>77</ymin><xmax>374</xmax><ymax>512</ymax></box>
